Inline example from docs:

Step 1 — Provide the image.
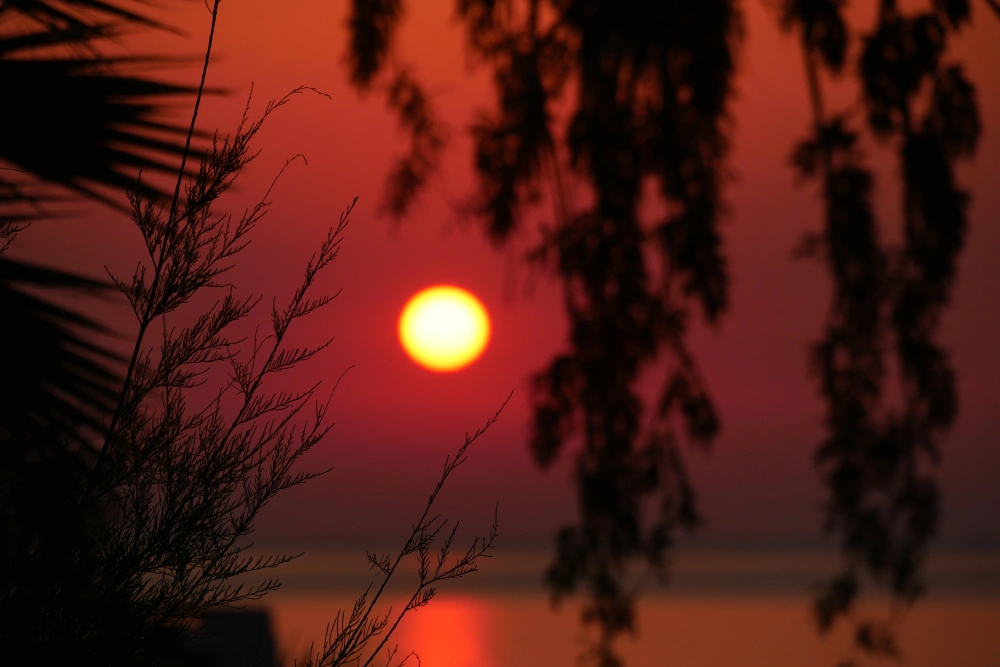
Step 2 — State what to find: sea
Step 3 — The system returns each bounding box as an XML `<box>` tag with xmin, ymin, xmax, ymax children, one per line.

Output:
<box><xmin>241</xmin><ymin>548</ymin><xmax>1000</xmax><ymax>667</ymax></box>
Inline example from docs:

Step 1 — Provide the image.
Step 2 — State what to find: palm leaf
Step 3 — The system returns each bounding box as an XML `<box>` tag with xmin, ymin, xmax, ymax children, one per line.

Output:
<box><xmin>0</xmin><ymin>257</ymin><xmax>122</xmax><ymax>451</ymax></box>
<box><xmin>0</xmin><ymin>1</ymin><xmax>200</xmax><ymax>448</ymax></box>
<box><xmin>1</xmin><ymin>26</ymin><xmax>211</xmax><ymax>210</ymax></box>
<box><xmin>0</xmin><ymin>0</ymin><xmax>178</xmax><ymax>33</ymax></box>
<box><xmin>0</xmin><ymin>256</ymin><xmax>125</xmax><ymax>660</ymax></box>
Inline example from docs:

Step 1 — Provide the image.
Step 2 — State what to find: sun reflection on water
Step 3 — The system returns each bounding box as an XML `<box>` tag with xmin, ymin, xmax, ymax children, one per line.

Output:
<box><xmin>265</xmin><ymin>584</ymin><xmax>1000</xmax><ymax>667</ymax></box>
<box><xmin>267</xmin><ymin>594</ymin><xmax>494</xmax><ymax>667</ymax></box>
<box><xmin>394</xmin><ymin>597</ymin><xmax>492</xmax><ymax>667</ymax></box>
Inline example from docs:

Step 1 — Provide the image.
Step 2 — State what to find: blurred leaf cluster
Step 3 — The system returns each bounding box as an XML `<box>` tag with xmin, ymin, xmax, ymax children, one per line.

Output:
<box><xmin>343</xmin><ymin>1</ymin><xmax>984</xmax><ymax>665</ymax></box>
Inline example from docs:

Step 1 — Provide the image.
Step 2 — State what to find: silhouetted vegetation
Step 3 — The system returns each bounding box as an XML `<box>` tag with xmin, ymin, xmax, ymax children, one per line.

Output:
<box><xmin>2</xmin><ymin>0</ymin><xmax>989</xmax><ymax>664</ymax></box>
<box><xmin>782</xmin><ymin>1</ymin><xmax>979</xmax><ymax>663</ymax></box>
<box><xmin>0</xmin><ymin>255</ymin><xmax>122</xmax><ymax>664</ymax></box>
<box><xmin>297</xmin><ymin>402</ymin><xmax>503</xmax><ymax>667</ymax></box>
<box><xmin>2</xmin><ymin>7</ymin><xmax>205</xmax><ymax>640</ymax></box>
<box><xmin>1</xmin><ymin>3</ymin><xmax>504</xmax><ymax>665</ymax></box>
<box><xmin>343</xmin><ymin>1</ymin><xmax>984</xmax><ymax>665</ymax></box>
<box><xmin>0</xmin><ymin>0</ymin><xmax>203</xmax><ymax>211</ymax></box>
<box><xmin>0</xmin><ymin>4</ymin><xmax>185</xmax><ymax>661</ymax></box>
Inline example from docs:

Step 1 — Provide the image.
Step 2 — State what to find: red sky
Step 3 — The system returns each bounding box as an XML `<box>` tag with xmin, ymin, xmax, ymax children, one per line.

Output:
<box><xmin>12</xmin><ymin>0</ymin><xmax>1000</xmax><ymax>552</ymax></box>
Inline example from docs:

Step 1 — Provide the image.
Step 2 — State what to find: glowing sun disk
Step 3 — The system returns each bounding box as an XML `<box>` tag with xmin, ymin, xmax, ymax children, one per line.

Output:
<box><xmin>398</xmin><ymin>285</ymin><xmax>491</xmax><ymax>372</ymax></box>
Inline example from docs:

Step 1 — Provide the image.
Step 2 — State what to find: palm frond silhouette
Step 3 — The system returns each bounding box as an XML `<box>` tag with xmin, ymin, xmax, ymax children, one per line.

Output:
<box><xmin>1</xmin><ymin>1</ymin><xmax>206</xmax><ymax>211</ymax></box>
<box><xmin>0</xmin><ymin>4</ymin><xmax>199</xmax><ymax>644</ymax></box>
<box><xmin>0</xmin><ymin>0</ymin><xmax>202</xmax><ymax>441</ymax></box>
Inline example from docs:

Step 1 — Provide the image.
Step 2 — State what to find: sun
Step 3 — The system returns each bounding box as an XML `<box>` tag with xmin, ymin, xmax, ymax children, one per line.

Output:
<box><xmin>398</xmin><ymin>285</ymin><xmax>491</xmax><ymax>372</ymax></box>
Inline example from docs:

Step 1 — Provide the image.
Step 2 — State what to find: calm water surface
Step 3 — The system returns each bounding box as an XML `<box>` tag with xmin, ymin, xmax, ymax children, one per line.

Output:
<box><xmin>257</xmin><ymin>550</ymin><xmax>1000</xmax><ymax>666</ymax></box>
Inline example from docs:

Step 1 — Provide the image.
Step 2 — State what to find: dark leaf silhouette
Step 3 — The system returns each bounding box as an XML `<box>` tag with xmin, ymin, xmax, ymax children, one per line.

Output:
<box><xmin>1</xmin><ymin>3</ymin><xmax>200</xmax><ymax>662</ymax></box>
<box><xmin>346</xmin><ymin>2</ymin><xmax>741</xmax><ymax>663</ymax></box>
<box><xmin>381</xmin><ymin>68</ymin><xmax>447</xmax><ymax>218</ymax></box>
<box><xmin>0</xmin><ymin>0</ymin><xmax>174</xmax><ymax>32</ymax></box>
<box><xmin>783</xmin><ymin>0</ymin><xmax>978</xmax><ymax>661</ymax></box>
<box><xmin>0</xmin><ymin>258</ymin><xmax>121</xmax><ymax>447</ymax></box>
<box><xmin>0</xmin><ymin>1</ymin><xmax>208</xmax><ymax>213</ymax></box>
<box><xmin>0</xmin><ymin>30</ymin><xmax>204</xmax><ymax>209</ymax></box>
<box><xmin>346</xmin><ymin>0</ymin><xmax>403</xmax><ymax>89</ymax></box>
<box><xmin>346</xmin><ymin>1</ymin><xmax>983</xmax><ymax>665</ymax></box>
<box><xmin>0</xmin><ymin>256</ymin><xmax>125</xmax><ymax>666</ymax></box>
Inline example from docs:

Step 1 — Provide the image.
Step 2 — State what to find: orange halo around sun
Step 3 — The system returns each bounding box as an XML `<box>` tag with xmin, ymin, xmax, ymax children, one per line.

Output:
<box><xmin>398</xmin><ymin>285</ymin><xmax>491</xmax><ymax>372</ymax></box>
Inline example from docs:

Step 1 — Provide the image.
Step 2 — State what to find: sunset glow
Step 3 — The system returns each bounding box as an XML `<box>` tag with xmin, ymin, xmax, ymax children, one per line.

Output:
<box><xmin>398</xmin><ymin>285</ymin><xmax>491</xmax><ymax>372</ymax></box>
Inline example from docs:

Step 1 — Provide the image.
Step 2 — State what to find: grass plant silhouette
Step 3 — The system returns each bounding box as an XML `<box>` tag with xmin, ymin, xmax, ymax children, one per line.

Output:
<box><xmin>1</xmin><ymin>3</ymin><xmax>504</xmax><ymax>666</ymax></box>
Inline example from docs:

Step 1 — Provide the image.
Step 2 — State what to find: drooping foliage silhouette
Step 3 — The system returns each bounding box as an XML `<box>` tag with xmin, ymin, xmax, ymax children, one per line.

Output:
<box><xmin>345</xmin><ymin>2</ymin><xmax>740</xmax><ymax>665</ymax></box>
<box><xmin>781</xmin><ymin>0</ymin><xmax>980</xmax><ymax>662</ymax></box>
<box><xmin>343</xmin><ymin>0</ymin><xmax>984</xmax><ymax>664</ymax></box>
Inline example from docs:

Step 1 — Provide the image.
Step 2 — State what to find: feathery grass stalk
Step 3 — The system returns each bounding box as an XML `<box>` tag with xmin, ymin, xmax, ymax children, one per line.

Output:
<box><xmin>69</xmin><ymin>3</ymin><xmax>506</xmax><ymax>664</ymax></box>
<box><xmin>98</xmin><ymin>0</ymin><xmax>222</xmax><ymax>475</ymax></box>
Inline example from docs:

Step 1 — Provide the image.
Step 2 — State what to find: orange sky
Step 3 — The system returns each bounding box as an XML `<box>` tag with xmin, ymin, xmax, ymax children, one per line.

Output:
<box><xmin>12</xmin><ymin>0</ymin><xmax>1000</xmax><ymax>551</ymax></box>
